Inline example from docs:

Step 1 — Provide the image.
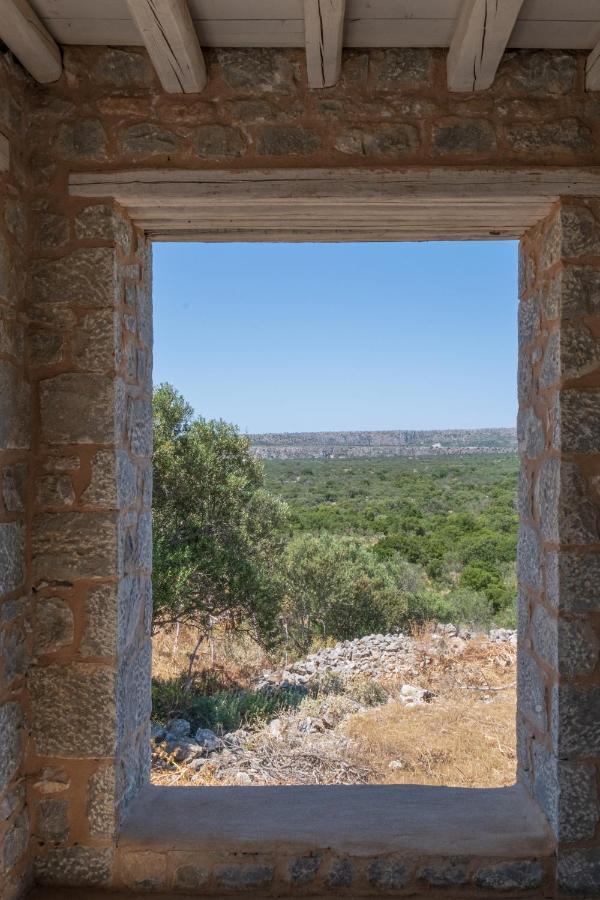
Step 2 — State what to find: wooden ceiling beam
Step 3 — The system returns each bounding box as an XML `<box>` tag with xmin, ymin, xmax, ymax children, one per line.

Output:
<box><xmin>586</xmin><ymin>39</ymin><xmax>600</xmax><ymax>90</ymax></box>
<box><xmin>304</xmin><ymin>0</ymin><xmax>346</xmax><ymax>88</ymax></box>
<box><xmin>447</xmin><ymin>0</ymin><xmax>524</xmax><ymax>91</ymax></box>
<box><xmin>125</xmin><ymin>0</ymin><xmax>207</xmax><ymax>93</ymax></box>
<box><xmin>0</xmin><ymin>0</ymin><xmax>62</xmax><ymax>84</ymax></box>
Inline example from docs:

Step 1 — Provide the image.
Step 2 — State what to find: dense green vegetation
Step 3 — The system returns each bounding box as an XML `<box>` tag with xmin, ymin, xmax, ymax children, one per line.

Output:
<box><xmin>264</xmin><ymin>455</ymin><xmax>518</xmax><ymax>631</ymax></box>
<box><xmin>152</xmin><ymin>386</ymin><xmax>518</xmax><ymax>678</ymax></box>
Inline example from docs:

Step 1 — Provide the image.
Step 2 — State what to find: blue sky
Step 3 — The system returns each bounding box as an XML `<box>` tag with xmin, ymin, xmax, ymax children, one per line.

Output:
<box><xmin>153</xmin><ymin>241</ymin><xmax>518</xmax><ymax>434</ymax></box>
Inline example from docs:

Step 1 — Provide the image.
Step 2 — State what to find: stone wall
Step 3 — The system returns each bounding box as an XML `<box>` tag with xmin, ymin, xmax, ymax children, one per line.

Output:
<box><xmin>24</xmin><ymin>47</ymin><xmax>600</xmax><ymax>174</ymax></box>
<box><xmin>2</xmin><ymin>39</ymin><xmax>600</xmax><ymax>897</ymax></box>
<box><xmin>26</xmin><ymin>195</ymin><xmax>152</xmax><ymax>888</ymax></box>
<box><xmin>518</xmin><ymin>200</ymin><xmax>600</xmax><ymax>893</ymax></box>
<box><xmin>0</xmin><ymin>54</ymin><xmax>34</xmax><ymax>900</ymax></box>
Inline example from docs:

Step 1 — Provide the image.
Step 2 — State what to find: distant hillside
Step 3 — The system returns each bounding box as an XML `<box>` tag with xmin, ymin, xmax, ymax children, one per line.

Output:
<box><xmin>250</xmin><ymin>428</ymin><xmax>517</xmax><ymax>460</ymax></box>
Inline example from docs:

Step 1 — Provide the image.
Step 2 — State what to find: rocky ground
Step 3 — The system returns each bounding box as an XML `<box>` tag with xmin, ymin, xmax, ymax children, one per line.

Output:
<box><xmin>151</xmin><ymin>625</ymin><xmax>517</xmax><ymax>788</ymax></box>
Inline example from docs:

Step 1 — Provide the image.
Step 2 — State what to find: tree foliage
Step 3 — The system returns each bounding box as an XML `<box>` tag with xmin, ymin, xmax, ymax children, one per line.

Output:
<box><xmin>152</xmin><ymin>384</ymin><xmax>288</xmax><ymax>646</ymax></box>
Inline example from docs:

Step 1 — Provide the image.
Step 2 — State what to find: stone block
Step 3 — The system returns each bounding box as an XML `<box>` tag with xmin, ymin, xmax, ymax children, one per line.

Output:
<box><xmin>433</xmin><ymin>119</ymin><xmax>496</xmax><ymax>155</ymax></box>
<box><xmin>195</xmin><ymin>125</ymin><xmax>246</xmax><ymax>158</ymax></box>
<box><xmin>32</xmin><ymin>248</ymin><xmax>116</xmax><ymax>308</ymax></box>
<box><xmin>535</xmin><ymin>459</ymin><xmax>599</xmax><ymax>545</ymax></box>
<box><xmin>373</xmin><ymin>48</ymin><xmax>433</xmax><ymax>87</ymax></box>
<box><xmin>2</xmin><ymin>811</ymin><xmax>28</xmax><ymax>876</ymax></box>
<box><xmin>538</xmin><ymin>330</ymin><xmax>559</xmax><ymax>389</ymax></box>
<box><xmin>0</xmin><ymin>781</ymin><xmax>25</xmax><ymax>823</ymax></box>
<box><xmin>517</xmin><ymin>648</ymin><xmax>547</xmax><ymax>732</ymax></box>
<box><xmin>117</xmin><ymin>575</ymin><xmax>151</xmax><ymax>655</ymax></box>
<box><xmin>93</xmin><ymin>48</ymin><xmax>153</xmax><ymax>87</ymax></box>
<box><xmin>71</xmin><ymin>310</ymin><xmax>117</xmax><ymax>372</ymax></box>
<box><xmin>36</xmin><ymin>847</ymin><xmax>113</xmax><ymax>887</ymax></box>
<box><xmin>561</xmin><ymin>322</ymin><xmax>600</xmax><ymax>379</ymax></box>
<box><xmin>559</xmin><ymin>391</ymin><xmax>600</xmax><ymax>454</ymax></box>
<box><xmin>87</xmin><ymin>766</ymin><xmax>115</xmax><ymax>839</ymax></box>
<box><xmin>75</xmin><ymin>205</ymin><xmax>132</xmax><ymax>254</ymax></box>
<box><xmin>517</xmin><ymin>523</ymin><xmax>541</xmax><ymax>591</ymax></box>
<box><xmin>215</xmin><ymin>864</ymin><xmax>274</xmax><ymax>890</ymax></box>
<box><xmin>127</xmin><ymin>397</ymin><xmax>152</xmax><ymax>457</ymax></box>
<box><xmin>532</xmin><ymin>605</ymin><xmax>598</xmax><ymax>676</ymax></box>
<box><xmin>81</xmin><ymin>450</ymin><xmax>117</xmax><ymax>507</ymax></box>
<box><xmin>0</xmin><ymin>523</ymin><xmax>24</xmax><ymax>595</ymax></box>
<box><xmin>55</xmin><ymin>119</ymin><xmax>107</xmax><ymax>160</ymax></box>
<box><xmin>0</xmin><ymin>703</ymin><xmax>22</xmax><ymax>793</ymax></box>
<box><xmin>335</xmin><ymin>125</ymin><xmax>419</xmax><ymax>157</ymax></box>
<box><xmin>288</xmin><ymin>855</ymin><xmax>321</xmax><ymax>885</ymax></box>
<box><xmin>35</xmin><ymin>597</ymin><xmax>74</xmax><ymax>654</ymax></box>
<box><xmin>257</xmin><ymin>125</ymin><xmax>321</xmax><ymax>156</ymax></box>
<box><xmin>121</xmin><ymin>123</ymin><xmax>182</xmax><ymax>156</ymax></box>
<box><xmin>34</xmin><ymin>212</ymin><xmax>70</xmax><ymax>250</ymax></box>
<box><xmin>81</xmin><ymin>583</ymin><xmax>117</xmax><ymax>657</ymax></box>
<box><xmin>0</xmin><ymin>361</ymin><xmax>30</xmax><ymax>450</ymax></box>
<box><xmin>116</xmin><ymin>641</ymin><xmax>152</xmax><ymax>744</ymax></box>
<box><xmin>29</xmin><ymin>330</ymin><xmax>63</xmax><ymax>366</ymax></box>
<box><xmin>474</xmin><ymin>860</ymin><xmax>544</xmax><ymax>891</ymax></box>
<box><xmin>326</xmin><ymin>858</ymin><xmax>354</xmax><ymax>888</ymax></box>
<box><xmin>533</xmin><ymin>742</ymin><xmax>598</xmax><ymax>841</ymax></box>
<box><xmin>506</xmin><ymin>119</ymin><xmax>593</xmax><ymax>154</ymax></box>
<box><xmin>561</xmin><ymin>265</ymin><xmax>600</xmax><ymax>319</ymax></box>
<box><xmin>37</xmin><ymin>474</ymin><xmax>75</xmax><ymax>508</ymax></box>
<box><xmin>37</xmin><ymin>798</ymin><xmax>69</xmax><ymax>842</ymax></box>
<box><xmin>517</xmin><ymin>407</ymin><xmax>544</xmax><ymax>459</ymax></box>
<box><xmin>217</xmin><ymin>49</ymin><xmax>295</xmax><ymax>91</ymax></box>
<box><xmin>496</xmin><ymin>50</ymin><xmax>576</xmax><ymax>95</ymax></box>
<box><xmin>1</xmin><ymin>625</ymin><xmax>26</xmax><ymax>684</ymax></box>
<box><xmin>558</xmin><ymin>848</ymin><xmax>600</xmax><ymax>894</ymax></box>
<box><xmin>29</xmin><ymin>663</ymin><xmax>116</xmax><ymax>757</ymax></box>
<box><xmin>418</xmin><ymin>859</ymin><xmax>468</xmax><ymax>887</ymax></box>
<box><xmin>32</xmin><ymin>511</ymin><xmax>117</xmax><ymax>582</ymax></box>
<box><xmin>518</xmin><ymin>296</ymin><xmax>540</xmax><ymax>348</ymax></box>
<box><xmin>553</xmin><ymin>682</ymin><xmax>600</xmax><ymax>757</ymax></box>
<box><xmin>2</xmin><ymin>463</ymin><xmax>26</xmax><ymax>513</ymax></box>
<box><xmin>367</xmin><ymin>859</ymin><xmax>410</xmax><ymax>890</ymax></box>
<box><xmin>546</xmin><ymin>550</ymin><xmax>600</xmax><ymax>612</ymax></box>
<box><xmin>174</xmin><ymin>864</ymin><xmax>209</xmax><ymax>890</ymax></box>
<box><xmin>40</xmin><ymin>373</ymin><xmax>117</xmax><ymax>444</ymax></box>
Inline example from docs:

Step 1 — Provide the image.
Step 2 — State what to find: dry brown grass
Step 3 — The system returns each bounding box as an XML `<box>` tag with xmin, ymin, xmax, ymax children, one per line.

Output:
<box><xmin>152</xmin><ymin>624</ymin><xmax>269</xmax><ymax>687</ymax></box>
<box><xmin>344</xmin><ymin>635</ymin><xmax>516</xmax><ymax>787</ymax></box>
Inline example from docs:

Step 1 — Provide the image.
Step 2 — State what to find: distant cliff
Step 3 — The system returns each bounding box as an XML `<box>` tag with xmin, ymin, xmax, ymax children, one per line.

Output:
<box><xmin>249</xmin><ymin>428</ymin><xmax>517</xmax><ymax>459</ymax></box>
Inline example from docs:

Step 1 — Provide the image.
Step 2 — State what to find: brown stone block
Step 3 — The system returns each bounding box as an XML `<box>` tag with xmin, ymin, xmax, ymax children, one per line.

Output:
<box><xmin>32</xmin><ymin>511</ymin><xmax>117</xmax><ymax>582</ymax></box>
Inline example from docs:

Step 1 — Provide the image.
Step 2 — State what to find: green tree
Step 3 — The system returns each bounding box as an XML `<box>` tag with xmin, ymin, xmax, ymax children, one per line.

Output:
<box><xmin>279</xmin><ymin>533</ymin><xmax>423</xmax><ymax>653</ymax></box>
<box><xmin>152</xmin><ymin>384</ymin><xmax>289</xmax><ymax>666</ymax></box>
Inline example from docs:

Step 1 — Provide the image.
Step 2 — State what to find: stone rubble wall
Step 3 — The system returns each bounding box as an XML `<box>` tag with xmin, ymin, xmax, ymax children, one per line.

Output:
<box><xmin>0</xmin><ymin>40</ymin><xmax>599</xmax><ymax>896</ymax></box>
<box><xmin>0</xmin><ymin>54</ymin><xmax>35</xmax><ymax>900</ymax></box>
<box><xmin>24</xmin><ymin>47</ymin><xmax>600</xmax><ymax>175</ymax></box>
<box><xmin>518</xmin><ymin>201</ymin><xmax>600</xmax><ymax>894</ymax></box>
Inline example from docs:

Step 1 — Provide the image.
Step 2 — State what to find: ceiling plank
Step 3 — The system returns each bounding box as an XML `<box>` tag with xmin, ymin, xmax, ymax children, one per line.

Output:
<box><xmin>0</xmin><ymin>0</ymin><xmax>62</xmax><ymax>83</ymax></box>
<box><xmin>304</xmin><ymin>0</ymin><xmax>346</xmax><ymax>88</ymax></box>
<box><xmin>447</xmin><ymin>0</ymin><xmax>524</xmax><ymax>91</ymax></box>
<box><xmin>125</xmin><ymin>0</ymin><xmax>207</xmax><ymax>93</ymax></box>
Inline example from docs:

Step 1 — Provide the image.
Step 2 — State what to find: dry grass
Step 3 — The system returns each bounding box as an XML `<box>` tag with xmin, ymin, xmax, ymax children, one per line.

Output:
<box><xmin>345</xmin><ymin>636</ymin><xmax>516</xmax><ymax>787</ymax></box>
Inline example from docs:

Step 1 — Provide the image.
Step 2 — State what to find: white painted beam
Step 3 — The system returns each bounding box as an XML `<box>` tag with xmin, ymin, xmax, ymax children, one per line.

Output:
<box><xmin>125</xmin><ymin>0</ymin><xmax>207</xmax><ymax>93</ymax></box>
<box><xmin>447</xmin><ymin>0</ymin><xmax>524</xmax><ymax>92</ymax></box>
<box><xmin>0</xmin><ymin>0</ymin><xmax>62</xmax><ymax>84</ymax></box>
<box><xmin>304</xmin><ymin>0</ymin><xmax>346</xmax><ymax>88</ymax></box>
<box><xmin>586</xmin><ymin>40</ymin><xmax>600</xmax><ymax>91</ymax></box>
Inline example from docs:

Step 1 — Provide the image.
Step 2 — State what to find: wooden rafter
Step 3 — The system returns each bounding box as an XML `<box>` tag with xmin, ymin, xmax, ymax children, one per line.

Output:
<box><xmin>586</xmin><ymin>39</ymin><xmax>600</xmax><ymax>91</ymax></box>
<box><xmin>447</xmin><ymin>0</ymin><xmax>524</xmax><ymax>92</ymax></box>
<box><xmin>0</xmin><ymin>0</ymin><xmax>62</xmax><ymax>84</ymax></box>
<box><xmin>125</xmin><ymin>0</ymin><xmax>207</xmax><ymax>93</ymax></box>
<box><xmin>304</xmin><ymin>0</ymin><xmax>346</xmax><ymax>89</ymax></box>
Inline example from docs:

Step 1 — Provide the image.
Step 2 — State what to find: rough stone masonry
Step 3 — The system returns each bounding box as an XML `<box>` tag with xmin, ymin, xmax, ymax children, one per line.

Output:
<box><xmin>1</xmin><ymin>40</ymin><xmax>600</xmax><ymax>898</ymax></box>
